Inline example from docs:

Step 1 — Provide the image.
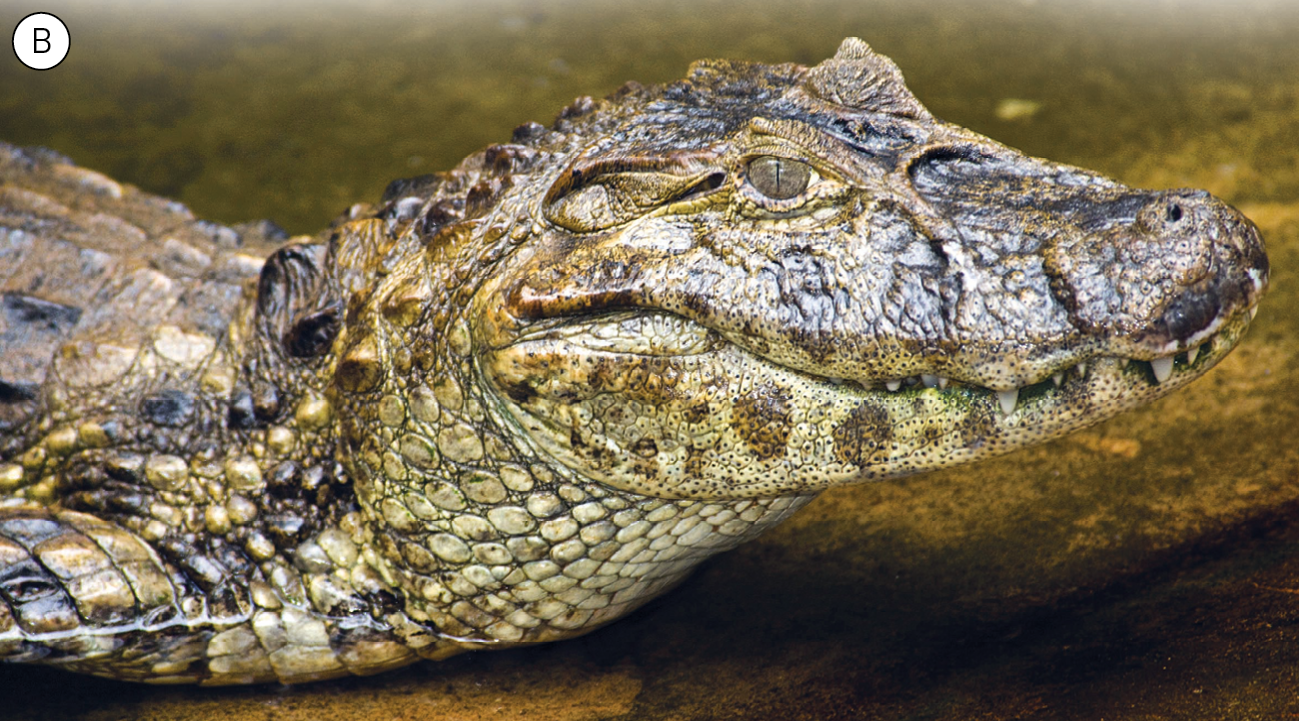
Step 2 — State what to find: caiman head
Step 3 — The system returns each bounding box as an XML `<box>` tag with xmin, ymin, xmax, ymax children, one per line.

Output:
<box><xmin>348</xmin><ymin>38</ymin><xmax>1268</xmax><ymax>504</ymax></box>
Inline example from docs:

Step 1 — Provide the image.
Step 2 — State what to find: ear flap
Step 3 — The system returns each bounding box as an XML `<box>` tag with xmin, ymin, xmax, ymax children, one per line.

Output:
<box><xmin>804</xmin><ymin>38</ymin><xmax>931</xmax><ymax>120</ymax></box>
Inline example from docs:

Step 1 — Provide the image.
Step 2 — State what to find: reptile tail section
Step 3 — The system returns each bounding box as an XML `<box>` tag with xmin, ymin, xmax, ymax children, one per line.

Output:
<box><xmin>0</xmin><ymin>508</ymin><xmax>426</xmax><ymax>683</ymax></box>
<box><xmin>0</xmin><ymin>508</ymin><xmax>194</xmax><ymax>674</ymax></box>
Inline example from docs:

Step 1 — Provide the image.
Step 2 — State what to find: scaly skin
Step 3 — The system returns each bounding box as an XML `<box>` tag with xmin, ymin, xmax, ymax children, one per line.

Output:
<box><xmin>0</xmin><ymin>39</ymin><xmax>1268</xmax><ymax>684</ymax></box>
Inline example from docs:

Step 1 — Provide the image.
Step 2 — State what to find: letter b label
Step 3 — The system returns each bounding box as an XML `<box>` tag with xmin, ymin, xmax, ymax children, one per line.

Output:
<box><xmin>13</xmin><ymin>13</ymin><xmax>70</xmax><ymax>70</ymax></box>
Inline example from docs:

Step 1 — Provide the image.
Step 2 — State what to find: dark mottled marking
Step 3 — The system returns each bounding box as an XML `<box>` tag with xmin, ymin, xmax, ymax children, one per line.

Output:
<box><xmin>252</xmin><ymin>384</ymin><xmax>281</xmax><ymax>422</ymax></box>
<box><xmin>558</xmin><ymin>95</ymin><xmax>596</xmax><ymax>120</ymax></box>
<box><xmin>466</xmin><ymin>176</ymin><xmax>513</xmax><ymax>219</ymax></box>
<box><xmin>335</xmin><ymin>344</ymin><xmax>383</xmax><ymax>393</ymax></box>
<box><xmin>256</xmin><ymin>246</ymin><xmax>314</xmax><ymax>318</ymax></box>
<box><xmin>1159</xmin><ymin>288</ymin><xmax>1221</xmax><ymax>343</ymax></box>
<box><xmin>268</xmin><ymin>461</ymin><xmax>301</xmax><ymax>497</ymax></box>
<box><xmin>107</xmin><ymin>493</ymin><xmax>150</xmax><ymax>515</ymax></box>
<box><xmin>265</xmin><ymin>513</ymin><xmax>306</xmax><ymax>545</ymax></box>
<box><xmin>227</xmin><ymin>388</ymin><xmax>256</xmax><ymax>429</ymax></box>
<box><xmin>103</xmin><ymin>454</ymin><xmax>143</xmax><ymax>483</ymax></box>
<box><xmin>502</xmin><ymin>379</ymin><xmax>537</xmax><ymax>405</ymax></box>
<box><xmin>958</xmin><ymin>405</ymin><xmax>999</xmax><ymax>450</ymax></box>
<box><xmin>208</xmin><ymin>583</ymin><xmax>253</xmax><ymax>619</ymax></box>
<box><xmin>421</xmin><ymin>198</ymin><xmax>465</xmax><ymax>234</ymax></box>
<box><xmin>731</xmin><ymin>381</ymin><xmax>792</xmax><ymax>460</ymax></box>
<box><xmin>681</xmin><ymin>401</ymin><xmax>712</xmax><ymax>425</ymax></box>
<box><xmin>632</xmin><ymin>438</ymin><xmax>658</xmax><ymax>458</ymax></box>
<box><xmin>300</xmin><ymin>465</ymin><xmax>327</xmax><ymax>492</ymax></box>
<box><xmin>0</xmin><ymin>555</ymin><xmax>44</xmax><ymax>596</ymax></box>
<box><xmin>157</xmin><ymin>538</ymin><xmax>227</xmax><ymax>592</ymax></box>
<box><xmin>483</xmin><ymin>144</ymin><xmax>539</xmax><ymax>175</ymax></box>
<box><xmin>2</xmin><ymin>293</ymin><xmax>82</xmax><ymax>331</ymax></box>
<box><xmin>683</xmin><ymin>445</ymin><xmax>709</xmax><ymax>477</ymax></box>
<box><xmin>511</xmin><ymin>121</ymin><xmax>548</xmax><ymax>144</ymax></box>
<box><xmin>832</xmin><ymin>401</ymin><xmax>893</xmax><ymax>465</ymax></box>
<box><xmin>283</xmin><ymin>307</ymin><xmax>340</xmax><ymax>358</ymax></box>
<box><xmin>380</xmin><ymin>174</ymin><xmax>441</xmax><ymax>204</ymax></box>
<box><xmin>0</xmin><ymin>380</ymin><xmax>38</xmax><ymax>403</ymax></box>
<box><xmin>140</xmin><ymin>389</ymin><xmax>194</xmax><ymax>427</ymax></box>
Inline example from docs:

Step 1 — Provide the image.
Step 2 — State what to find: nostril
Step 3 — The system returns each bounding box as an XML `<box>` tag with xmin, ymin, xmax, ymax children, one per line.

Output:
<box><xmin>1165</xmin><ymin>203</ymin><xmax>1183</xmax><ymax>223</ymax></box>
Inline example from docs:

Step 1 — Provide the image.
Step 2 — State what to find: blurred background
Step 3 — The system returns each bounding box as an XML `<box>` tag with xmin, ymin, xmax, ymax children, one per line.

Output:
<box><xmin>3</xmin><ymin>0</ymin><xmax>1298</xmax><ymax>234</ymax></box>
<box><xmin>3</xmin><ymin>1</ymin><xmax>1299</xmax><ymax>719</ymax></box>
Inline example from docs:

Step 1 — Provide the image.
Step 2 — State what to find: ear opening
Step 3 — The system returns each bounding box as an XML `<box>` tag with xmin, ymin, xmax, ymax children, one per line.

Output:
<box><xmin>543</xmin><ymin>152</ymin><xmax>724</xmax><ymax>232</ymax></box>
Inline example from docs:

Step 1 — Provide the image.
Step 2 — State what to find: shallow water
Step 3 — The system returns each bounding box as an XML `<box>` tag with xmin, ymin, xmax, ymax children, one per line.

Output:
<box><xmin>3</xmin><ymin>0</ymin><xmax>1299</xmax><ymax>718</ymax></box>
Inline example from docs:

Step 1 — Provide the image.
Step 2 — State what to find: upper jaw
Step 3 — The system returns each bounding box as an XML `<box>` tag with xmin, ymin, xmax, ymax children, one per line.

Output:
<box><xmin>482</xmin><ymin>144</ymin><xmax>1268</xmax><ymax>407</ymax></box>
<box><xmin>488</xmin><ymin>223</ymin><xmax>1265</xmax><ymax>391</ymax></box>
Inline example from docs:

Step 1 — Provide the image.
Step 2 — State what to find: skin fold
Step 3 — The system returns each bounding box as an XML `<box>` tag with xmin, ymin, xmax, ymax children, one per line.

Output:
<box><xmin>0</xmin><ymin>38</ymin><xmax>1267</xmax><ymax>684</ymax></box>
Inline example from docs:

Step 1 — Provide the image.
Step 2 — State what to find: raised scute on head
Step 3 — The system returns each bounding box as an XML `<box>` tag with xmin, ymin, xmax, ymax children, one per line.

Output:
<box><xmin>804</xmin><ymin>37</ymin><xmax>931</xmax><ymax>120</ymax></box>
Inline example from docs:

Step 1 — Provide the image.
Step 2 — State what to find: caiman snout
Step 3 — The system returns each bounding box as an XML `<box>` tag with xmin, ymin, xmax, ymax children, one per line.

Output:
<box><xmin>1046</xmin><ymin>187</ymin><xmax>1267</xmax><ymax>359</ymax></box>
<box><xmin>1133</xmin><ymin>190</ymin><xmax>1268</xmax><ymax>350</ymax></box>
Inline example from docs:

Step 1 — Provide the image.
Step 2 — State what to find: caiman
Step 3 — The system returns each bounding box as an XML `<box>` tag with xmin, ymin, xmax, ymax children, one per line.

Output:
<box><xmin>0</xmin><ymin>39</ymin><xmax>1268</xmax><ymax>684</ymax></box>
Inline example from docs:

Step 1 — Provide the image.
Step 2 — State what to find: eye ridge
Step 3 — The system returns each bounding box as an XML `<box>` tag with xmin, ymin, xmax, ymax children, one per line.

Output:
<box><xmin>747</xmin><ymin>156</ymin><xmax>812</xmax><ymax>200</ymax></box>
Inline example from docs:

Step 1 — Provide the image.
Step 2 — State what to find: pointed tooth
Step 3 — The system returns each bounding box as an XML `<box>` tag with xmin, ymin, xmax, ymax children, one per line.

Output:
<box><xmin>1052</xmin><ymin>372</ymin><xmax>1064</xmax><ymax>387</ymax></box>
<box><xmin>885</xmin><ymin>379</ymin><xmax>902</xmax><ymax>392</ymax></box>
<box><xmin>827</xmin><ymin>377</ymin><xmax>844</xmax><ymax>385</ymax></box>
<box><xmin>1075</xmin><ymin>361</ymin><xmax>1087</xmax><ymax>377</ymax></box>
<box><xmin>921</xmin><ymin>374</ymin><xmax>939</xmax><ymax>388</ymax></box>
<box><xmin>938</xmin><ymin>376</ymin><xmax>949</xmax><ymax>389</ymax></box>
<box><xmin>1117</xmin><ymin>358</ymin><xmax>1129</xmax><ymax>369</ymax></box>
<box><xmin>1250</xmin><ymin>306</ymin><xmax>1259</xmax><ymax>320</ymax></box>
<box><xmin>1150</xmin><ymin>356</ymin><xmax>1173</xmax><ymax>384</ymax></box>
<box><xmin>1187</xmin><ymin>346</ymin><xmax>1200</xmax><ymax>365</ymax></box>
<box><xmin>997</xmin><ymin>388</ymin><xmax>1019</xmax><ymax>416</ymax></box>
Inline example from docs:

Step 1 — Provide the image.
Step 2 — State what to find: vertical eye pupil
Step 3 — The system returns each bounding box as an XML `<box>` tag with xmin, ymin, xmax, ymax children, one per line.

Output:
<box><xmin>748</xmin><ymin>156</ymin><xmax>811</xmax><ymax>200</ymax></box>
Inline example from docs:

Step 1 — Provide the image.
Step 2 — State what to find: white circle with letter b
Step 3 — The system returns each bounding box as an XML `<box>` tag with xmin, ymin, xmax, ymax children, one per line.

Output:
<box><xmin>13</xmin><ymin>12</ymin><xmax>70</xmax><ymax>70</ymax></box>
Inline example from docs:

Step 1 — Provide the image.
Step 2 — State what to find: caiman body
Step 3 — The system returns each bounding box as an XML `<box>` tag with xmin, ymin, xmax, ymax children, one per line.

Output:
<box><xmin>0</xmin><ymin>39</ymin><xmax>1267</xmax><ymax>683</ymax></box>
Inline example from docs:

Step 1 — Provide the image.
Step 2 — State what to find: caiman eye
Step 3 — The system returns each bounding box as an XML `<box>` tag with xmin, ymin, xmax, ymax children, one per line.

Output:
<box><xmin>746</xmin><ymin>156</ymin><xmax>812</xmax><ymax>200</ymax></box>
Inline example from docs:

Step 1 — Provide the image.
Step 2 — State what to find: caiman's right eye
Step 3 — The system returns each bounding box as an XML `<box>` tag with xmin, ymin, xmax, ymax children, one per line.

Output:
<box><xmin>746</xmin><ymin>156</ymin><xmax>813</xmax><ymax>200</ymax></box>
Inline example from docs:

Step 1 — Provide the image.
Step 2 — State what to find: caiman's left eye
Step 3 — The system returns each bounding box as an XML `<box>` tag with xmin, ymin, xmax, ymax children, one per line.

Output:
<box><xmin>746</xmin><ymin>156</ymin><xmax>813</xmax><ymax>200</ymax></box>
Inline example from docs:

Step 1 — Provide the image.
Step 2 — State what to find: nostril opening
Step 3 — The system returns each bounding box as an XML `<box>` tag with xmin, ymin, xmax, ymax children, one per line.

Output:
<box><xmin>1166</xmin><ymin>203</ymin><xmax>1184</xmax><ymax>223</ymax></box>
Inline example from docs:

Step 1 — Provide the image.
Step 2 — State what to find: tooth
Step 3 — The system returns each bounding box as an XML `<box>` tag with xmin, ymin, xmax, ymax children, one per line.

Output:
<box><xmin>886</xmin><ymin>379</ymin><xmax>902</xmax><ymax>392</ymax></box>
<box><xmin>938</xmin><ymin>376</ymin><xmax>949</xmax><ymax>389</ymax></box>
<box><xmin>1250</xmin><ymin>306</ymin><xmax>1259</xmax><ymax>320</ymax></box>
<box><xmin>921</xmin><ymin>374</ymin><xmax>939</xmax><ymax>388</ymax></box>
<box><xmin>1117</xmin><ymin>358</ymin><xmax>1129</xmax><ymax>368</ymax></box>
<box><xmin>1187</xmin><ymin>346</ymin><xmax>1200</xmax><ymax>365</ymax></box>
<box><xmin>1150</xmin><ymin>356</ymin><xmax>1173</xmax><ymax>384</ymax></box>
<box><xmin>1076</xmin><ymin>361</ymin><xmax>1087</xmax><ymax>378</ymax></box>
<box><xmin>997</xmin><ymin>388</ymin><xmax>1019</xmax><ymax>416</ymax></box>
<box><xmin>1052</xmin><ymin>372</ymin><xmax>1064</xmax><ymax>387</ymax></box>
<box><xmin>828</xmin><ymin>377</ymin><xmax>844</xmax><ymax>385</ymax></box>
